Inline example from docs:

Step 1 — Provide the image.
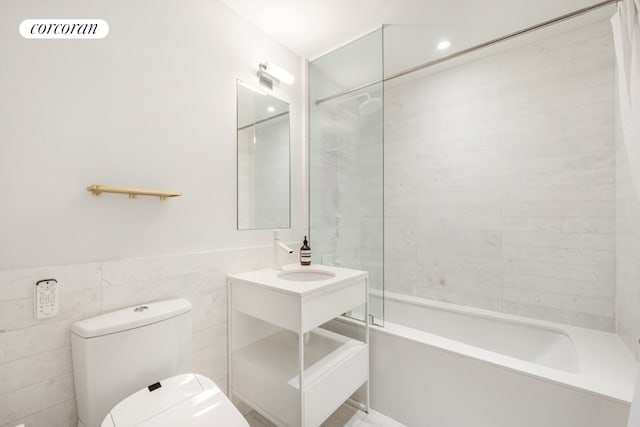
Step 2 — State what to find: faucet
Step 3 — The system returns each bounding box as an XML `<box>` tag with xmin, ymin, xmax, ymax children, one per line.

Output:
<box><xmin>272</xmin><ymin>230</ymin><xmax>293</xmax><ymax>271</ymax></box>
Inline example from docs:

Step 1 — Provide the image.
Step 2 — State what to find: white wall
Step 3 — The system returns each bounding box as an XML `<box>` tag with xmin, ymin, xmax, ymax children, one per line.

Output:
<box><xmin>0</xmin><ymin>0</ymin><xmax>304</xmax><ymax>271</ymax></box>
<box><xmin>384</xmin><ymin>19</ymin><xmax>616</xmax><ymax>331</ymax></box>
<box><xmin>0</xmin><ymin>1</ymin><xmax>304</xmax><ymax>425</ymax></box>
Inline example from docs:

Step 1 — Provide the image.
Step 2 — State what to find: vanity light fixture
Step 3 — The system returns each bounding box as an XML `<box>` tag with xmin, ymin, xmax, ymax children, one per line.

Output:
<box><xmin>437</xmin><ymin>39</ymin><xmax>452</xmax><ymax>50</ymax></box>
<box><xmin>258</xmin><ymin>62</ymin><xmax>295</xmax><ymax>90</ymax></box>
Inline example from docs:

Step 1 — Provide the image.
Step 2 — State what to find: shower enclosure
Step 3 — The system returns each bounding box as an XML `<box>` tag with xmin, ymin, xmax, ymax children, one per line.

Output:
<box><xmin>310</xmin><ymin>2</ymin><xmax>622</xmax><ymax>333</ymax></box>
<box><xmin>309</xmin><ymin>3</ymin><xmax>638</xmax><ymax>426</ymax></box>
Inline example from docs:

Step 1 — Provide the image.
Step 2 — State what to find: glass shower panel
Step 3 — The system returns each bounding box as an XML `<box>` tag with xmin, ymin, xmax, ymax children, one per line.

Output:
<box><xmin>380</xmin><ymin>14</ymin><xmax>618</xmax><ymax>328</ymax></box>
<box><xmin>309</xmin><ymin>29</ymin><xmax>384</xmax><ymax>325</ymax></box>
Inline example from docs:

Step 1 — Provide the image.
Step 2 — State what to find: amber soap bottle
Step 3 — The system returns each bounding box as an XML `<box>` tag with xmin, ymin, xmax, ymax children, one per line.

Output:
<box><xmin>300</xmin><ymin>236</ymin><xmax>311</xmax><ymax>266</ymax></box>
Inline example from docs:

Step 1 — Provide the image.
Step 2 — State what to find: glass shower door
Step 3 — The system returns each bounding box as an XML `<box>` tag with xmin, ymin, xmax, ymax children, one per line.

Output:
<box><xmin>309</xmin><ymin>29</ymin><xmax>384</xmax><ymax>325</ymax></box>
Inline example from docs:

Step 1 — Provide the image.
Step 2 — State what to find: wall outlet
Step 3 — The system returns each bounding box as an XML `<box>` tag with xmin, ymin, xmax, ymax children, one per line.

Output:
<box><xmin>35</xmin><ymin>278</ymin><xmax>59</xmax><ymax>319</ymax></box>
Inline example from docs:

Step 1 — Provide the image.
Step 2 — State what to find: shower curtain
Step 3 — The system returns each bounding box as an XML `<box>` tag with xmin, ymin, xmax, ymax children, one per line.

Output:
<box><xmin>611</xmin><ymin>0</ymin><xmax>640</xmax><ymax>198</ymax></box>
<box><xmin>611</xmin><ymin>2</ymin><xmax>640</xmax><ymax>426</ymax></box>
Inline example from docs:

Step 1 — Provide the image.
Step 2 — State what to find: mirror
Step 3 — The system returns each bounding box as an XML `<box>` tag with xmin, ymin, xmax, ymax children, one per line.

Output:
<box><xmin>237</xmin><ymin>80</ymin><xmax>291</xmax><ymax>230</ymax></box>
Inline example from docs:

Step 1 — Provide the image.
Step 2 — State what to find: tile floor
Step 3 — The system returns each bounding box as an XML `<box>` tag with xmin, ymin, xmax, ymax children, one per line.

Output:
<box><xmin>237</xmin><ymin>402</ymin><xmax>405</xmax><ymax>427</ymax></box>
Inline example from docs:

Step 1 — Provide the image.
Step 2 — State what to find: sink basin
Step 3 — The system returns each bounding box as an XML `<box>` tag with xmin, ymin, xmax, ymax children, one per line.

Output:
<box><xmin>277</xmin><ymin>269</ymin><xmax>336</xmax><ymax>282</ymax></box>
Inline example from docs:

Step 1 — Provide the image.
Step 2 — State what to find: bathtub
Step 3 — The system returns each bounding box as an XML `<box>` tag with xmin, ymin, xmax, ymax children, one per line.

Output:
<box><xmin>331</xmin><ymin>291</ymin><xmax>637</xmax><ymax>427</ymax></box>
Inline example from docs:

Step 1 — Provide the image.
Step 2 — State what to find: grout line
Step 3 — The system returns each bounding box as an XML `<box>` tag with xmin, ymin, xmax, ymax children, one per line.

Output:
<box><xmin>502</xmin><ymin>284</ymin><xmax>614</xmax><ymax>301</ymax></box>
<box><xmin>0</xmin><ymin>398</ymin><xmax>76</xmax><ymax>427</ymax></box>
<box><xmin>502</xmin><ymin>298</ymin><xmax>615</xmax><ymax>320</ymax></box>
<box><xmin>0</xmin><ymin>285</ymin><xmax>102</xmax><ymax>304</ymax></box>
<box><xmin>0</xmin><ymin>374</ymin><xmax>73</xmax><ymax>420</ymax></box>
<box><xmin>502</xmin><ymin>268</ymin><xmax>609</xmax><ymax>284</ymax></box>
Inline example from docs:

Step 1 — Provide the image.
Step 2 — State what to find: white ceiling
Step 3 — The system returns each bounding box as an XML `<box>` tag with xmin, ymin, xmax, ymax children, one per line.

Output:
<box><xmin>220</xmin><ymin>0</ymin><xmax>615</xmax><ymax>60</ymax></box>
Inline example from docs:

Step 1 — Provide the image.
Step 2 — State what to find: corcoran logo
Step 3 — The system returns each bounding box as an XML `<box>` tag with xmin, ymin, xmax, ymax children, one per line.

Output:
<box><xmin>19</xmin><ymin>19</ymin><xmax>109</xmax><ymax>39</ymax></box>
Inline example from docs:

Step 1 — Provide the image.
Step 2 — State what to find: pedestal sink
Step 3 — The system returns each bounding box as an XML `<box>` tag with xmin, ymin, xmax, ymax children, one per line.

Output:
<box><xmin>277</xmin><ymin>269</ymin><xmax>336</xmax><ymax>281</ymax></box>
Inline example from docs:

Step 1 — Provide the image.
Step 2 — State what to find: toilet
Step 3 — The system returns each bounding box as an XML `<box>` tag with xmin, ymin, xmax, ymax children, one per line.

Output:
<box><xmin>71</xmin><ymin>299</ymin><xmax>248</xmax><ymax>427</ymax></box>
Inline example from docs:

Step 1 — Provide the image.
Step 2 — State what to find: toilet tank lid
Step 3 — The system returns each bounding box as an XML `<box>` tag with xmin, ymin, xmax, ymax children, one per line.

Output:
<box><xmin>72</xmin><ymin>299</ymin><xmax>192</xmax><ymax>338</ymax></box>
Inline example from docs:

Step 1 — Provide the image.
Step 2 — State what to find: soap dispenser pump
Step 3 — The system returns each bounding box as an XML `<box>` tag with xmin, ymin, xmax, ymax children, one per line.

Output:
<box><xmin>300</xmin><ymin>236</ymin><xmax>311</xmax><ymax>266</ymax></box>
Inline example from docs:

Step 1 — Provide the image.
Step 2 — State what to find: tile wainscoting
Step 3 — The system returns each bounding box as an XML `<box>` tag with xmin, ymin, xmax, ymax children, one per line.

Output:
<box><xmin>0</xmin><ymin>245</ymin><xmax>295</xmax><ymax>427</ymax></box>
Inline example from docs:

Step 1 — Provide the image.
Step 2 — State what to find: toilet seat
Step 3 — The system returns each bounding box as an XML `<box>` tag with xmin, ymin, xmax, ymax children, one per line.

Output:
<box><xmin>100</xmin><ymin>373</ymin><xmax>249</xmax><ymax>427</ymax></box>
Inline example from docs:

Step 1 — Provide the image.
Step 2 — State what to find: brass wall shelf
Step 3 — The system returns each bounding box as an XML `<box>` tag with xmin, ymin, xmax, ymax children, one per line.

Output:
<box><xmin>87</xmin><ymin>185</ymin><xmax>182</xmax><ymax>200</ymax></box>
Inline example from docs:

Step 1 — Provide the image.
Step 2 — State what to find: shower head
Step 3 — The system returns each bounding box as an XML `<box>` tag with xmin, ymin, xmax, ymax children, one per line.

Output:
<box><xmin>358</xmin><ymin>96</ymin><xmax>383</xmax><ymax>115</ymax></box>
<box><xmin>333</xmin><ymin>92</ymin><xmax>382</xmax><ymax>116</ymax></box>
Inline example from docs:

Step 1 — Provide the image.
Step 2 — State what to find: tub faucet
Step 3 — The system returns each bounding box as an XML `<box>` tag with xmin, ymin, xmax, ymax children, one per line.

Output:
<box><xmin>273</xmin><ymin>230</ymin><xmax>293</xmax><ymax>271</ymax></box>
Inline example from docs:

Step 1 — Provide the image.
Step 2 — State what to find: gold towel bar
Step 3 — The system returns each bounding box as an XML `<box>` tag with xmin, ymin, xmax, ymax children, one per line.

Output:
<box><xmin>87</xmin><ymin>185</ymin><xmax>182</xmax><ymax>200</ymax></box>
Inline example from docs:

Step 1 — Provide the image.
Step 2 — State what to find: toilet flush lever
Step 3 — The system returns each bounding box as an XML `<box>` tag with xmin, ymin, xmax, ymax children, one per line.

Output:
<box><xmin>134</xmin><ymin>306</ymin><xmax>149</xmax><ymax>312</ymax></box>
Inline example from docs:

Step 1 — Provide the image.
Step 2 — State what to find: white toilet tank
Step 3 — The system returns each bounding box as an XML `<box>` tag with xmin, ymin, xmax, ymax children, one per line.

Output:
<box><xmin>71</xmin><ymin>299</ymin><xmax>192</xmax><ymax>427</ymax></box>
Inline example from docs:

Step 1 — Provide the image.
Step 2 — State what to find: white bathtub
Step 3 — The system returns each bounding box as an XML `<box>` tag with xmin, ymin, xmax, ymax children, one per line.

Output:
<box><xmin>333</xmin><ymin>291</ymin><xmax>638</xmax><ymax>427</ymax></box>
<box><xmin>384</xmin><ymin>294</ymin><xmax>580</xmax><ymax>374</ymax></box>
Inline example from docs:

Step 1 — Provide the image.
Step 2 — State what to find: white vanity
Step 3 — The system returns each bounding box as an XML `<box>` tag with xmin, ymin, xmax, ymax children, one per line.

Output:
<box><xmin>227</xmin><ymin>264</ymin><xmax>369</xmax><ymax>427</ymax></box>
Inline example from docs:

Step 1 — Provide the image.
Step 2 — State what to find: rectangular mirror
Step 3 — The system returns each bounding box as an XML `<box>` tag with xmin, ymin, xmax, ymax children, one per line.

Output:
<box><xmin>237</xmin><ymin>80</ymin><xmax>291</xmax><ymax>230</ymax></box>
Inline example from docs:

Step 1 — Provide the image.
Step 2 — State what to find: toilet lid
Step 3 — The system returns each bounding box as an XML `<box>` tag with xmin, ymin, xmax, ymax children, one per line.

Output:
<box><xmin>101</xmin><ymin>374</ymin><xmax>249</xmax><ymax>427</ymax></box>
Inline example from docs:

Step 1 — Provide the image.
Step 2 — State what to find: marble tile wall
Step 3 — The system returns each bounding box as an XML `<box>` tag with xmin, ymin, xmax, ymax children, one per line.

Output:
<box><xmin>309</xmin><ymin>106</ymin><xmax>360</xmax><ymax>268</ymax></box>
<box><xmin>309</xmin><ymin>96</ymin><xmax>384</xmax><ymax>320</ymax></box>
<box><xmin>384</xmin><ymin>20</ymin><xmax>617</xmax><ymax>331</ymax></box>
<box><xmin>0</xmin><ymin>246</ymin><xmax>293</xmax><ymax>427</ymax></box>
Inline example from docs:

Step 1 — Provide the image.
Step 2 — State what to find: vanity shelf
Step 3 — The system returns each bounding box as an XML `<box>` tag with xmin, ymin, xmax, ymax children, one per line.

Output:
<box><xmin>228</xmin><ymin>264</ymin><xmax>369</xmax><ymax>427</ymax></box>
<box><xmin>86</xmin><ymin>184</ymin><xmax>182</xmax><ymax>200</ymax></box>
<box><xmin>232</xmin><ymin>328</ymin><xmax>368</xmax><ymax>427</ymax></box>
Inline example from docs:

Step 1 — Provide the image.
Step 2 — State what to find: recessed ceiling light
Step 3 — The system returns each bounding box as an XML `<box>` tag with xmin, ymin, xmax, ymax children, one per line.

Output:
<box><xmin>437</xmin><ymin>39</ymin><xmax>452</xmax><ymax>50</ymax></box>
<box><xmin>267</xmin><ymin>106</ymin><xmax>275</xmax><ymax>112</ymax></box>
